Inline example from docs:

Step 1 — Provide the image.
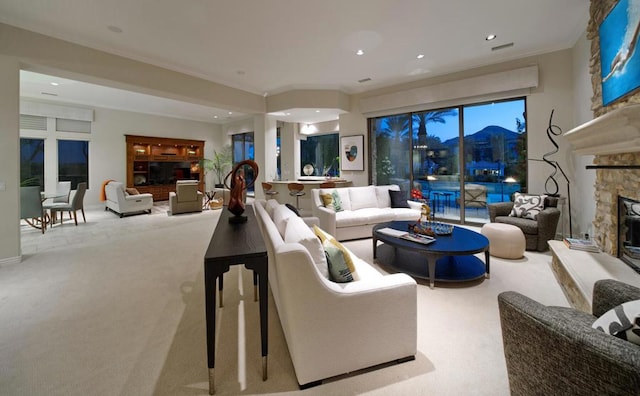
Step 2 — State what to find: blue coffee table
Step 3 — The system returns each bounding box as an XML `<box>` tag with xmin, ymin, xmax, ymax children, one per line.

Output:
<box><xmin>372</xmin><ymin>221</ymin><xmax>490</xmax><ymax>289</ymax></box>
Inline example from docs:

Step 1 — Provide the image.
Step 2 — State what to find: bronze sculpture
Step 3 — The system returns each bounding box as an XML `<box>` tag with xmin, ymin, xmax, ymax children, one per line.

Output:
<box><xmin>224</xmin><ymin>159</ymin><xmax>259</xmax><ymax>223</ymax></box>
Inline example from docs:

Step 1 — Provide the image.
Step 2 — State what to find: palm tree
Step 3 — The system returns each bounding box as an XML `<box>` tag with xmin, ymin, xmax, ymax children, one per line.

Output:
<box><xmin>412</xmin><ymin>110</ymin><xmax>457</xmax><ymax>175</ymax></box>
<box><xmin>381</xmin><ymin>115</ymin><xmax>410</xmax><ymax>142</ymax></box>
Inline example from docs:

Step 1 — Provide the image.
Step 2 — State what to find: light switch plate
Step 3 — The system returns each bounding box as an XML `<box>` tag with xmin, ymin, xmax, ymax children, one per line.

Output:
<box><xmin>0</xmin><ymin>181</ymin><xmax>5</xmax><ymax>191</ymax></box>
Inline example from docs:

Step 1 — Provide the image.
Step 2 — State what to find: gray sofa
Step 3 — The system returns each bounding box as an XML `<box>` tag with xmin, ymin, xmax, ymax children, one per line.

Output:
<box><xmin>498</xmin><ymin>279</ymin><xmax>640</xmax><ymax>395</ymax></box>
<box><xmin>488</xmin><ymin>196</ymin><xmax>560</xmax><ymax>251</ymax></box>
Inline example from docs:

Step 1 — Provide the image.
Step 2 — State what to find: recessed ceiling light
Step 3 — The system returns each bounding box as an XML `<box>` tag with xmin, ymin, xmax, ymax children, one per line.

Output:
<box><xmin>107</xmin><ymin>25</ymin><xmax>123</xmax><ymax>33</ymax></box>
<box><xmin>50</xmin><ymin>82</ymin><xmax>59</xmax><ymax>86</ymax></box>
<box><xmin>214</xmin><ymin>115</ymin><xmax>218</xmax><ymax>119</ymax></box>
<box><xmin>485</xmin><ymin>34</ymin><xmax>497</xmax><ymax>41</ymax></box>
<box><xmin>285</xmin><ymin>112</ymin><xmax>291</xmax><ymax>116</ymax></box>
<box><xmin>228</xmin><ymin>112</ymin><xmax>233</xmax><ymax>115</ymax></box>
<box><xmin>315</xmin><ymin>110</ymin><xmax>320</xmax><ymax>113</ymax></box>
<box><xmin>356</xmin><ymin>49</ymin><xmax>364</xmax><ymax>56</ymax></box>
<box><xmin>417</xmin><ymin>54</ymin><xmax>425</xmax><ymax>59</ymax></box>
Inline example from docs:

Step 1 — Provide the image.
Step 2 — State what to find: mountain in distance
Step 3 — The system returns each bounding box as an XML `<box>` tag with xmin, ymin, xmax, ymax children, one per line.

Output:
<box><xmin>442</xmin><ymin>125</ymin><xmax>522</xmax><ymax>147</ymax></box>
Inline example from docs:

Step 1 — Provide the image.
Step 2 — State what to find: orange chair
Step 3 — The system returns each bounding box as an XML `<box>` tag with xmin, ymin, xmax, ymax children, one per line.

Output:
<box><xmin>319</xmin><ymin>181</ymin><xmax>336</xmax><ymax>189</ymax></box>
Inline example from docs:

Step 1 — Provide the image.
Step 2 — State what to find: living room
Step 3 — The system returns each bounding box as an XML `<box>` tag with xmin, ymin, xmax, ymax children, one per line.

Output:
<box><xmin>2</xmin><ymin>0</ymin><xmax>640</xmax><ymax>394</ymax></box>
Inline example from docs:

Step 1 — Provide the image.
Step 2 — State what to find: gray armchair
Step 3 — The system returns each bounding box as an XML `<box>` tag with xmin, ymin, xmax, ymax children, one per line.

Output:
<box><xmin>498</xmin><ymin>279</ymin><xmax>640</xmax><ymax>395</ymax></box>
<box><xmin>488</xmin><ymin>196</ymin><xmax>560</xmax><ymax>251</ymax></box>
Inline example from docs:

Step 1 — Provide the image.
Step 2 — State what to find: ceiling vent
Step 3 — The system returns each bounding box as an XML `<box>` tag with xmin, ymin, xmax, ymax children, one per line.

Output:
<box><xmin>40</xmin><ymin>92</ymin><xmax>58</xmax><ymax>96</ymax></box>
<box><xmin>492</xmin><ymin>42</ymin><xmax>514</xmax><ymax>51</ymax></box>
<box><xmin>358</xmin><ymin>77</ymin><xmax>372</xmax><ymax>83</ymax></box>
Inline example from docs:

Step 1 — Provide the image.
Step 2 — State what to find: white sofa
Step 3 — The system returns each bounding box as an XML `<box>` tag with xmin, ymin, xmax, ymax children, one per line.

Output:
<box><xmin>105</xmin><ymin>181</ymin><xmax>153</xmax><ymax>217</ymax></box>
<box><xmin>311</xmin><ymin>185</ymin><xmax>422</xmax><ymax>241</ymax></box>
<box><xmin>253</xmin><ymin>199</ymin><xmax>417</xmax><ymax>388</ymax></box>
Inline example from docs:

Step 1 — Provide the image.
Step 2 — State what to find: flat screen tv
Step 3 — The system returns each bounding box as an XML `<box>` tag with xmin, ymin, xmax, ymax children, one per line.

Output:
<box><xmin>148</xmin><ymin>161</ymin><xmax>192</xmax><ymax>185</ymax></box>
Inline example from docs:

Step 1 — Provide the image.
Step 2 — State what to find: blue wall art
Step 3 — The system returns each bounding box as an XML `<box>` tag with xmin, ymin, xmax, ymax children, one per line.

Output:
<box><xmin>599</xmin><ymin>0</ymin><xmax>640</xmax><ymax>106</ymax></box>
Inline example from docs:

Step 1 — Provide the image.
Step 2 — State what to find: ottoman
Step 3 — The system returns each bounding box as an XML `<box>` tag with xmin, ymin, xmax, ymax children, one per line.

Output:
<box><xmin>481</xmin><ymin>223</ymin><xmax>526</xmax><ymax>259</ymax></box>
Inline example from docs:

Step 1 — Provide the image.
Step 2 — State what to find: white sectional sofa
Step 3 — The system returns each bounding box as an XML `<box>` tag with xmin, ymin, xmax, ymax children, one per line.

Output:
<box><xmin>253</xmin><ymin>199</ymin><xmax>417</xmax><ymax>388</ymax></box>
<box><xmin>311</xmin><ymin>185</ymin><xmax>422</xmax><ymax>241</ymax></box>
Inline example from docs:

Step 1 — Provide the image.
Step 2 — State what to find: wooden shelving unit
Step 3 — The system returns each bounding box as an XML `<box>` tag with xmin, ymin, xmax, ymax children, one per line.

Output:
<box><xmin>125</xmin><ymin>135</ymin><xmax>205</xmax><ymax>201</ymax></box>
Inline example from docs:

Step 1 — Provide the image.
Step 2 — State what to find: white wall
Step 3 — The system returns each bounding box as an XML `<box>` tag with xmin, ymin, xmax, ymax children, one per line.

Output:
<box><xmin>20</xmin><ymin>101</ymin><xmax>223</xmax><ymax>209</ymax></box>
<box><xmin>571</xmin><ymin>31</ymin><xmax>597</xmax><ymax>238</ymax></box>
<box><xmin>88</xmin><ymin>107</ymin><xmax>221</xmax><ymax>207</ymax></box>
<box><xmin>0</xmin><ymin>55</ymin><xmax>20</xmax><ymax>263</ymax></box>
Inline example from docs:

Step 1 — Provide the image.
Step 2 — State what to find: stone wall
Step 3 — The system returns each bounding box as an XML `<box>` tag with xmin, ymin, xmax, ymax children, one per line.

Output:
<box><xmin>588</xmin><ymin>0</ymin><xmax>640</xmax><ymax>255</ymax></box>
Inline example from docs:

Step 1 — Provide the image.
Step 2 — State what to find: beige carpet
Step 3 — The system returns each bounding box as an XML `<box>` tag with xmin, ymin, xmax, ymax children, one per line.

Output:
<box><xmin>3</xmin><ymin>203</ymin><xmax>569</xmax><ymax>395</ymax></box>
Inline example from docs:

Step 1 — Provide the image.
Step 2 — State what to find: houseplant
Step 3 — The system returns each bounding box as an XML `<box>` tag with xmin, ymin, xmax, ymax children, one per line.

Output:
<box><xmin>211</xmin><ymin>144</ymin><xmax>232</xmax><ymax>188</ymax></box>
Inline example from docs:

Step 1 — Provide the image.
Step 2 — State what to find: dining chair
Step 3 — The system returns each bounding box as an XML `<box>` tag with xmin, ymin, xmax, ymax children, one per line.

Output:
<box><xmin>20</xmin><ymin>186</ymin><xmax>46</xmax><ymax>234</ymax></box>
<box><xmin>48</xmin><ymin>182</ymin><xmax>87</xmax><ymax>226</ymax></box>
<box><xmin>53</xmin><ymin>181</ymin><xmax>71</xmax><ymax>203</ymax></box>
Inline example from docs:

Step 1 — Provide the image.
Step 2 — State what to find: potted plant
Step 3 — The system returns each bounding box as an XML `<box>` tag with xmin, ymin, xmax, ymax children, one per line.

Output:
<box><xmin>211</xmin><ymin>144</ymin><xmax>232</xmax><ymax>188</ymax></box>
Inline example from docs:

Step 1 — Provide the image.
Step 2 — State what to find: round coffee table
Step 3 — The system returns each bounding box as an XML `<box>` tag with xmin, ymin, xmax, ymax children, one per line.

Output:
<box><xmin>372</xmin><ymin>221</ymin><xmax>490</xmax><ymax>289</ymax></box>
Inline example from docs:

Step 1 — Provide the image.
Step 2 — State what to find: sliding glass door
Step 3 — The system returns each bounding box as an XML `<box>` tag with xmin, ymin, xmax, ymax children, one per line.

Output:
<box><xmin>370</xmin><ymin>97</ymin><xmax>526</xmax><ymax>225</ymax></box>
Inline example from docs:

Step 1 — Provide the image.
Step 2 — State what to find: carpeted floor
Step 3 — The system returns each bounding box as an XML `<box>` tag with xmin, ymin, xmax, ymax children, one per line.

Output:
<box><xmin>2</xmin><ymin>202</ymin><xmax>569</xmax><ymax>395</ymax></box>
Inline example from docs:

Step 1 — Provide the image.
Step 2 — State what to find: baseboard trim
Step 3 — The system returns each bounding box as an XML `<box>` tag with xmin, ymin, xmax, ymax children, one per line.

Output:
<box><xmin>0</xmin><ymin>255</ymin><xmax>22</xmax><ymax>267</ymax></box>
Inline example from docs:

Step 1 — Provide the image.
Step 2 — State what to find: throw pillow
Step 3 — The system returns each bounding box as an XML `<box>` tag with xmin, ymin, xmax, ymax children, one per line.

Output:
<box><xmin>389</xmin><ymin>190</ymin><xmax>410</xmax><ymax>208</ymax></box>
<box><xmin>273</xmin><ymin>204</ymin><xmax>296</xmax><ymax>237</ymax></box>
<box><xmin>320</xmin><ymin>193</ymin><xmax>335</xmax><ymax>210</ymax></box>
<box><xmin>326</xmin><ymin>238</ymin><xmax>359</xmax><ymax>280</ymax></box>
<box><xmin>510</xmin><ymin>193</ymin><xmax>546</xmax><ymax>220</ymax></box>
<box><xmin>323</xmin><ymin>239</ymin><xmax>353</xmax><ymax>283</ymax></box>
<box><xmin>284</xmin><ymin>216</ymin><xmax>329</xmax><ymax>279</ymax></box>
<box><xmin>125</xmin><ymin>187</ymin><xmax>140</xmax><ymax>195</ymax></box>
<box><xmin>592</xmin><ymin>299</ymin><xmax>640</xmax><ymax>346</ymax></box>
<box><xmin>313</xmin><ymin>224</ymin><xmax>333</xmax><ymax>243</ymax></box>
<box><xmin>285</xmin><ymin>203</ymin><xmax>300</xmax><ymax>217</ymax></box>
<box><xmin>331</xmin><ymin>190</ymin><xmax>343</xmax><ymax>212</ymax></box>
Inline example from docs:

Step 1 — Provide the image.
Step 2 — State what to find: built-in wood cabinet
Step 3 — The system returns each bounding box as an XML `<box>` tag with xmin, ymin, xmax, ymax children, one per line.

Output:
<box><xmin>126</xmin><ymin>135</ymin><xmax>204</xmax><ymax>201</ymax></box>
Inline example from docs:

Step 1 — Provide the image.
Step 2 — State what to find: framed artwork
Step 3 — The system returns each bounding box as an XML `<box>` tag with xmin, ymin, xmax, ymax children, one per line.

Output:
<box><xmin>599</xmin><ymin>0</ymin><xmax>640</xmax><ymax>106</ymax></box>
<box><xmin>340</xmin><ymin>135</ymin><xmax>364</xmax><ymax>171</ymax></box>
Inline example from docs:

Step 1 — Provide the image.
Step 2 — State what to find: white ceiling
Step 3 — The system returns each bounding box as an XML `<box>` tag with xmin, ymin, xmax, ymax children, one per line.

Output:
<box><xmin>1</xmin><ymin>0</ymin><xmax>590</xmax><ymax>124</ymax></box>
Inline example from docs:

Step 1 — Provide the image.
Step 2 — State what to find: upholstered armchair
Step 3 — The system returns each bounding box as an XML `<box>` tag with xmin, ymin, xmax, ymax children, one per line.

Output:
<box><xmin>488</xmin><ymin>195</ymin><xmax>560</xmax><ymax>251</ymax></box>
<box><xmin>105</xmin><ymin>181</ymin><xmax>153</xmax><ymax>217</ymax></box>
<box><xmin>498</xmin><ymin>279</ymin><xmax>640</xmax><ymax>395</ymax></box>
<box><xmin>169</xmin><ymin>180</ymin><xmax>203</xmax><ymax>215</ymax></box>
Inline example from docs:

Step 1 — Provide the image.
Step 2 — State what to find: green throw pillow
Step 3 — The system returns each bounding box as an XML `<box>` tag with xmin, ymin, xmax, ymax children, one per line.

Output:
<box><xmin>331</xmin><ymin>190</ymin><xmax>343</xmax><ymax>212</ymax></box>
<box><xmin>323</xmin><ymin>240</ymin><xmax>353</xmax><ymax>283</ymax></box>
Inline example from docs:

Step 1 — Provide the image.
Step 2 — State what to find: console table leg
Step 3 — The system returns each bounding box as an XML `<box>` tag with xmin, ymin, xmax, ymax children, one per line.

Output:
<box><xmin>208</xmin><ymin>368</ymin><xmax>215</xmax><ymax>395</ymax></box>
<box><xmin>218</xmin><ymin>275</ymin><xmax>224</xmax><ymax>308</ymax></box>
<box><xmin>253</xmin><ymin>271</ymin><xmax>258</xmax><ymax>302</ymax></box>
<box><xmin>262</xmin><ymin>356</ymin><xmax>268</xmax><ymax>381</ymax></box>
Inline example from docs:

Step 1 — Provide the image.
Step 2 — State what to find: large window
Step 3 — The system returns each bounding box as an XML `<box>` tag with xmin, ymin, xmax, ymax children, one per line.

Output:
<box><xmin>232</xmin><ymin>132</ymin><xmax>255</xmax><ymax>192</ymax></box>
<box><xmin>300</xmin><ymin>133</ymin><xmax>340</xmax><ymax>177</ymax></box>
<box><xmin>370</xmin><ymin>98</ymin><xmax>526</xmax><ymax>224</ymax></box>
<box><xmin>58</xmin><ymin>140</ymin><xmax>89</xmax><ymax>189</ymax></box>
<box><xmin>20</xmin><ymin>138</ymin><xmax>45</xmax><ymax>189</ymax></box>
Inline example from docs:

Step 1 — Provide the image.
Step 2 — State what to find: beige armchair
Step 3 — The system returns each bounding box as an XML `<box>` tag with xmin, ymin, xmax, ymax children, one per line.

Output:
<box><xmin>169</xmin><ymin>180</ymin><xmax>203</xmax><ymax>215</ymax></box>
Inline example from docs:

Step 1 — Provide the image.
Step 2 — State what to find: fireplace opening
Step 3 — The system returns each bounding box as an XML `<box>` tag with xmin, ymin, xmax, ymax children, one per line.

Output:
<box><xmin>618</xmin><ymin>196</ymin><xmax>640</xmax><ymax>275</ymax></box>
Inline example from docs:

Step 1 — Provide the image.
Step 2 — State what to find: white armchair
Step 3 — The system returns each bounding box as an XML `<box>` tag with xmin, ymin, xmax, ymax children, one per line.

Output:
<box><xmin>105</xmin><ymin>181</ymin><xmax>153</xmax><ymax>217</ymax></box>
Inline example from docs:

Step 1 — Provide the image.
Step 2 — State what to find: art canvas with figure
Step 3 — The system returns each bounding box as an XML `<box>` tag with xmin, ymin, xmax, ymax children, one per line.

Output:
<box><xmin>599</xmin><ymin>0</ymin><xmax>640</xmax><ymax>105</ymax></box>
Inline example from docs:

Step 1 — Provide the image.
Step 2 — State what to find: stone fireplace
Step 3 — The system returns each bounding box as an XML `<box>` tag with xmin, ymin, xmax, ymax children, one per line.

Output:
<box><xmin>564</xmin><ymin>0</ymin><xmax>640</xmax><ymax>259</ymax></box>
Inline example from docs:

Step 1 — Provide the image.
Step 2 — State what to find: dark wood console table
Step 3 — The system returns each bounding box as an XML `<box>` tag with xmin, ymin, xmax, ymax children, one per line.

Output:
<box><xmin>204</xmin><ymin>205</ymin><xmax>268</xmax><ymax>394</ymax></box>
